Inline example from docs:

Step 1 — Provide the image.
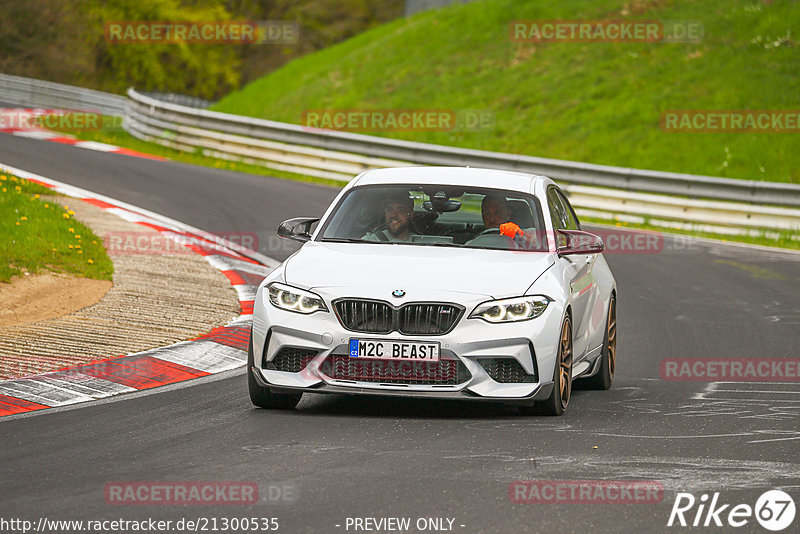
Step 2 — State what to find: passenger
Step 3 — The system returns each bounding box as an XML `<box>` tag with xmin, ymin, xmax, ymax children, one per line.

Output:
<box><xmin>363</xmin><ymin>193</ymin><xmax>420</xmax><ymax>242</ymax></box>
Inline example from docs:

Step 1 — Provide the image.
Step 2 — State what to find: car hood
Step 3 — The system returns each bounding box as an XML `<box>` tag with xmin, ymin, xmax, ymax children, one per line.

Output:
<box><xmin>283</xmin><ymin>241</ymin><xmax>554</xmax><ymax>300</ymax></box>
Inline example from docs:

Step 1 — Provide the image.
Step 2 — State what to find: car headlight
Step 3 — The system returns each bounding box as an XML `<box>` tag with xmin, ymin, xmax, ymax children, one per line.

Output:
<box><xmin>266</xmin><ymin>282</ymin><xmax>327</xmax><ymax>314</ymax></box>
<box><xmin>469</xmin><ymin>295</ymin><xmax>551</xmax><ymax>323</ymax></box>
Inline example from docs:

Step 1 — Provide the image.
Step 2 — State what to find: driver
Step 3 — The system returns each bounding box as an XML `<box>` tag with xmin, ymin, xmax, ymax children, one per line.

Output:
<box><xmin>363</xmin><ymin>193</ymin><xmax>420</xmax><ymax>242</ymax></box>
<box><xmin>481</xmin><ymin>194</ymin><xmax>512</xmax><ymax>229</ymax></box>
<box><xmin>478</xmin><ymin>194</ymin><xmax>540</xmax><ymax>248</ymax></box>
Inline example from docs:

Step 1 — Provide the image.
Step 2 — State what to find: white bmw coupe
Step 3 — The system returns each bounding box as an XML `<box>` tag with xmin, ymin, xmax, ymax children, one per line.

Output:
<box><xmin>248</xmin><ymin>167</ymin><xmax>617</xmax><ymax>415</ymax></box>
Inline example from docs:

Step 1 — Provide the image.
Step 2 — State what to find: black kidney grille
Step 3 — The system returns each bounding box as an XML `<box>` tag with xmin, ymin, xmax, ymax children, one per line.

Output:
<box><xmin>478</xmin><ymin>358</ymin><xmax>537</xmax><ymax>383</ymax></box>
<box><xmin>334</xmin><ymin>300</ymin><xmax>393</xmax><ymax>334</ymax></box>
<box><xmin>399</xmin><ymin>304</ymin><xmax>461</xmax><ymax>335</ymax></box>
<box><xmin>334</xmin><ymin>299</ymin><xmax>463</xmax><ymax>335</ymax></box>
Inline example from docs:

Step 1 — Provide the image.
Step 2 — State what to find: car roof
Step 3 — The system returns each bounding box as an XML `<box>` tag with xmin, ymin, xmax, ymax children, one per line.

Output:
<box><xmin>352</xmin><ymin>166</ymin><xmax>552</xmax><ymax>194</ymax></box>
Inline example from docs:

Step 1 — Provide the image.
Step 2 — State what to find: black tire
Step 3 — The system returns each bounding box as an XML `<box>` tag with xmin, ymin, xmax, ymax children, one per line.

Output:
<box><xmin>247</xmin><ymin>329</ymin><xmax>303</xmax><ymax>410</ymax></box>
<box><xmin>536</xmin><ymin>316</ymin><xmax>573</xmax><ymax>416</ymax></box>
<box><xmin>580</xmin><ymin>295</ymin><xmax>616</xmax><ymax>391</ymax></box>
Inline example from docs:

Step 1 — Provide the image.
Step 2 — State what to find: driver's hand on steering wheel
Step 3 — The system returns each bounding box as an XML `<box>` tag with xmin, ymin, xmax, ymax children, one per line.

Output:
<box><xmin>499</xmin><ymin>222</ymin><xmax>523</xmax><ymax>238</ymax></box>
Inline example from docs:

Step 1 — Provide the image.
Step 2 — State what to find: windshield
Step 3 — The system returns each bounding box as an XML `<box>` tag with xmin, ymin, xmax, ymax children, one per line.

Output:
<box><xmin>318</xmin><ymin>184</ymin><xmax>548</xmax><ymax>251</ymax></box>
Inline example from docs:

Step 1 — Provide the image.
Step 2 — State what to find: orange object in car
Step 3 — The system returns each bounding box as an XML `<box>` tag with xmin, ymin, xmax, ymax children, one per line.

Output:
<box><xmin>499</xmin><ymin>222</ymin><xmax>522</xmax><ymax>238</ymax></box>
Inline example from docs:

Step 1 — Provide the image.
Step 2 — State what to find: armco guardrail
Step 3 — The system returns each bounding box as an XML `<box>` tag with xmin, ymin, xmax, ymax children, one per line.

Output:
<box><xmin>0</xmin><ymin>74</ymin><xmax>126</xmax><ymax>117</ymax></box>
<box><xmin>138</xmin><ymin>91</ymin><xmax>214</xmax><ymax>109</ymax></box>
<box><xmin>1</xmin><ymin>74</ymin><xmax>799</xmax><ymax>233</ymax></box>
<box><xmin>123</xmin><ymin>88</ymin><xmax>800</xmax><ymax>234</ymax></box>
<box><xmin>124</xmin><ymin>89</ymin><xmax>800</xmax><ymax>210</ymax></box>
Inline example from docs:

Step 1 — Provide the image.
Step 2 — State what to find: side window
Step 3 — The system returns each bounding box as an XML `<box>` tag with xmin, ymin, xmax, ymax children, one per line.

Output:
<box><xmin>547</xmin><ymin>187</ymin><xmax>568</xmax><ymax>248</ymax></box>
<box><xmin>555</xmin><ymin>189</ymin><xmax>580</xmax><ymax>230</ymax></box>
<box><xmin>547</xmin><ymin>187</ymin><xmax>569</xmax><ymax>230</ymax></box>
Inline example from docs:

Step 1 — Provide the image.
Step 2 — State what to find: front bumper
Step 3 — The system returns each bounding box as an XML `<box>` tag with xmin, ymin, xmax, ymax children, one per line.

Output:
<box><xmin>251</xmin><ymin>366</ymin><xmax>555</xmax><ymax>405</ymax></box>
<box><xmin>251</xmin><ymin>288</ymin><xmax>565</xmax><ymax>404</ymax></box>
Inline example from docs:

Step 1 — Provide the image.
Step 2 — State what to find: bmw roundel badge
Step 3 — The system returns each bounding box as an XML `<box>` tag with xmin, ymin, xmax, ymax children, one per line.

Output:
<box><xmin>392</xmin><ymin>289</ymin><xmax>406</xmax><ymax>298</ymax></box>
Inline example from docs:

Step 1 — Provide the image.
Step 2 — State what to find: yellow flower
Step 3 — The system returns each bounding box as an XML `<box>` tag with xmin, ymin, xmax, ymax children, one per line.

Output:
<box><xmin>68</xmin><ymin>244</ymin><xmax>73</xmax><ymax>249</ymax></box>
<box><xmin>78</xmin><ymin>250</ymin><xmax>83</xmax><ymax>254</ymax></box>
<box><xmin>44</xmin><ymin>204</ymin><xmax>49</xmax><ymax>208</ymax></box>
<box><xmin>62</xmin><ymin>213</ymin><xmax>70</xmax><ymax>219</ymax></box>
<box><xmin>11</xmin><ymin>176</ymin><xmax>18</xmax><ymax>182</ymax></box>
<box><xmin>68</xmin><ymin>210</ymin><xmax>75</xmax><ymax>216</ymax></box>
<box><xmin>0</xmin><ymin>175</ymin><xmax>5</xmax><ymax>180</ymax></box>
<box><xmin>52</xmin><ymin>248</ymin><xmax>57</xmax><ymax>252</ymax></box>
<box><xmin>34</xmin><ymin>194</ymin><xmax>40</xmax><ymax>199</ymax></box>
<box><xmin>88</xmin><ymin>259</ymin><xmax>94</xmax><ymax>264</ymax></box>
<box><xmin>76</xmin><ymin>245</ymin><xmax>81</xmax><ymax>249</ymax></box>
<box><xmin>15</xmin><ymin>185</ymin><xmax>21</xmax><ymax>191</ymax></box>
<box><xmin>2</xmin><ymin>188</ymin><xmax>6</xmax><ymax>193</ymax></box>
<box><xmin>75</xmin><ymin>235</ymin><xmax>81</xmax><ymax>239</ymax></box>
<box><xmin>64</xmin><ymin>205</ymin><xmax>69</xmax><ymax>210</ymax></box>
<box><xmin>20</xmin><ymin>216</ymin><xmax>27</xmax><ymax>221</ymax></box>
<box><xmin>15</xmin><ymin>222</ymin><xmax>20</xmax><ymax>226</ymax></box>
<box><xmin>69</xmin><ymin>228</ymin><xmax>75</xmax><ymax>233</ymax></box>
<box><xmin>92</xmin><ymin>240</ymin><xmax>97</xmax><ymax>245</ymax></box>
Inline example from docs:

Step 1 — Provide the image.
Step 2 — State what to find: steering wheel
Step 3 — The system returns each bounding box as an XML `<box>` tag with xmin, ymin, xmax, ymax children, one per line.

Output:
<box><xmin>468</xmin><ymin>227</ymin><xmax>522</xmax><ymax>250</ymax></box>
<box><xmin>475</xmin><ymin>227</ymin><xmax>502</xmax><ymax>237</ymax></box>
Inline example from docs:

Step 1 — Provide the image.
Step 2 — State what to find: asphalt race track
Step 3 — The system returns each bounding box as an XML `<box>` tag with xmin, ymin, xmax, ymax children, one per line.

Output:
<box><xmin>1</xmin><ymin>132</ymin><xmax>799</xmax><ymax>533</ymax></box>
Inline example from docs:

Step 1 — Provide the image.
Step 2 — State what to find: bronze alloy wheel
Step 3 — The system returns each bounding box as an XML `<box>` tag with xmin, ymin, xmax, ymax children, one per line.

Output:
<box><xmin>531</xmin><ymin>315</ymin><xmax>573</xmax><ymax>416</ymax></box>
<box><xmin>607</xmin><ymin>297</ymin><xmax>616</xmax><ymax>381</ymax></box>
<box><xmin>557</xmin><ymin>317</ymin><xmax>573</xmax><ymax>412</ymax></box>
<box><xmin>578</xmin><ymin>295</ymin><xmax>616</xmax><ymax>391</ymax></box>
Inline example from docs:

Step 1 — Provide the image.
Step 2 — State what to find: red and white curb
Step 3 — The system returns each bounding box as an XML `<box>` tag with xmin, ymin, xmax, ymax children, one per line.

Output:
<box><xmin>0</xmin><ymin>163</ymin><xmax>277</xmax><ymax>418</ymax></box>
<box><xmin>0</xmin><ymin>108</ymin><xmax>166</xmax><ymax>161</ymax></box>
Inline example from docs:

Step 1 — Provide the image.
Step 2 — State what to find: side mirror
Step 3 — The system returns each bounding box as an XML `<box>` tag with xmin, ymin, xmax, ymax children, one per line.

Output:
<box><xmin>557</xmin><ymin>229</ymin><xmax>605</xmax><ymax>256</ymax></box>
<box><xmin>277</xmin><ymin>217</ymin><xmax>319</xmax><ymax>243</ymax></box>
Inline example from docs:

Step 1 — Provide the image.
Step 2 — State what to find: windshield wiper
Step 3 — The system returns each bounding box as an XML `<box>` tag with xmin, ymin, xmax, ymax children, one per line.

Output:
<box><xmin>416</xmin><ymin>241</ymin><xmax>460</xmax><ymax>248</ymax></box>
<box><xmin>320</xmin><ymin>237</ymin><xmax>367</xmax><ymax>243</ymax></box>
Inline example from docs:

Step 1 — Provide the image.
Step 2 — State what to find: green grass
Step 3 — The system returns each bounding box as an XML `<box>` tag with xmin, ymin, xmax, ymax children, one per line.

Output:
<box><xmin>213</xmin><ymin>0</ymin><xmax>800</xmax><ymax>183</ymax></box>
<box><xmin>0</xmin><ymin>172</ymin><xmax>114</xmax><ymax>283</ymax></box>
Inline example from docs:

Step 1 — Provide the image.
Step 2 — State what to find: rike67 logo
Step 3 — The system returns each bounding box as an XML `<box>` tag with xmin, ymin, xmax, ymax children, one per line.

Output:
<box><xmin>668</xmin><ymin>490</ymin><xmax>796</xmax><ymax>531</ymax></box>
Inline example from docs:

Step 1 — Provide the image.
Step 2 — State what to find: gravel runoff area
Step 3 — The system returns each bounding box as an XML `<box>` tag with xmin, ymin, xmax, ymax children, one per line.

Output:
<box><xmin>0</xmin><ymin>197</ymin><xmax>242</xmax><ymax>380</ymax></box>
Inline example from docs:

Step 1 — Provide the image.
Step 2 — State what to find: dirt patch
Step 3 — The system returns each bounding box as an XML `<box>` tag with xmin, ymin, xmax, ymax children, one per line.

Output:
<box><xmin>0</xmin><ymin>197</ymin><xmax>242</xmax><ymax>380</ymax></box>
<box><xmin>0</xmin><ymin>273</ymin><xmax>112</xmax><ymax>327</ymax></box>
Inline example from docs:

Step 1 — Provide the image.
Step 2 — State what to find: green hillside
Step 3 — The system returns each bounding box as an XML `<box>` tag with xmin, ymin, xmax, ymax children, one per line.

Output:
<box><xmin>213</xmin><ymin>0</ymin><xmax>800</xmax><ymax>183</ymax></box>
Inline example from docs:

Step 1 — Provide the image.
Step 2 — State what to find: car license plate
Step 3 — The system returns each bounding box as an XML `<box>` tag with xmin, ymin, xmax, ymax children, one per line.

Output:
<box><xmin>349</xmin><ymin>339</ymin><xmax>440</xmax><ymax>361</ymax></box>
